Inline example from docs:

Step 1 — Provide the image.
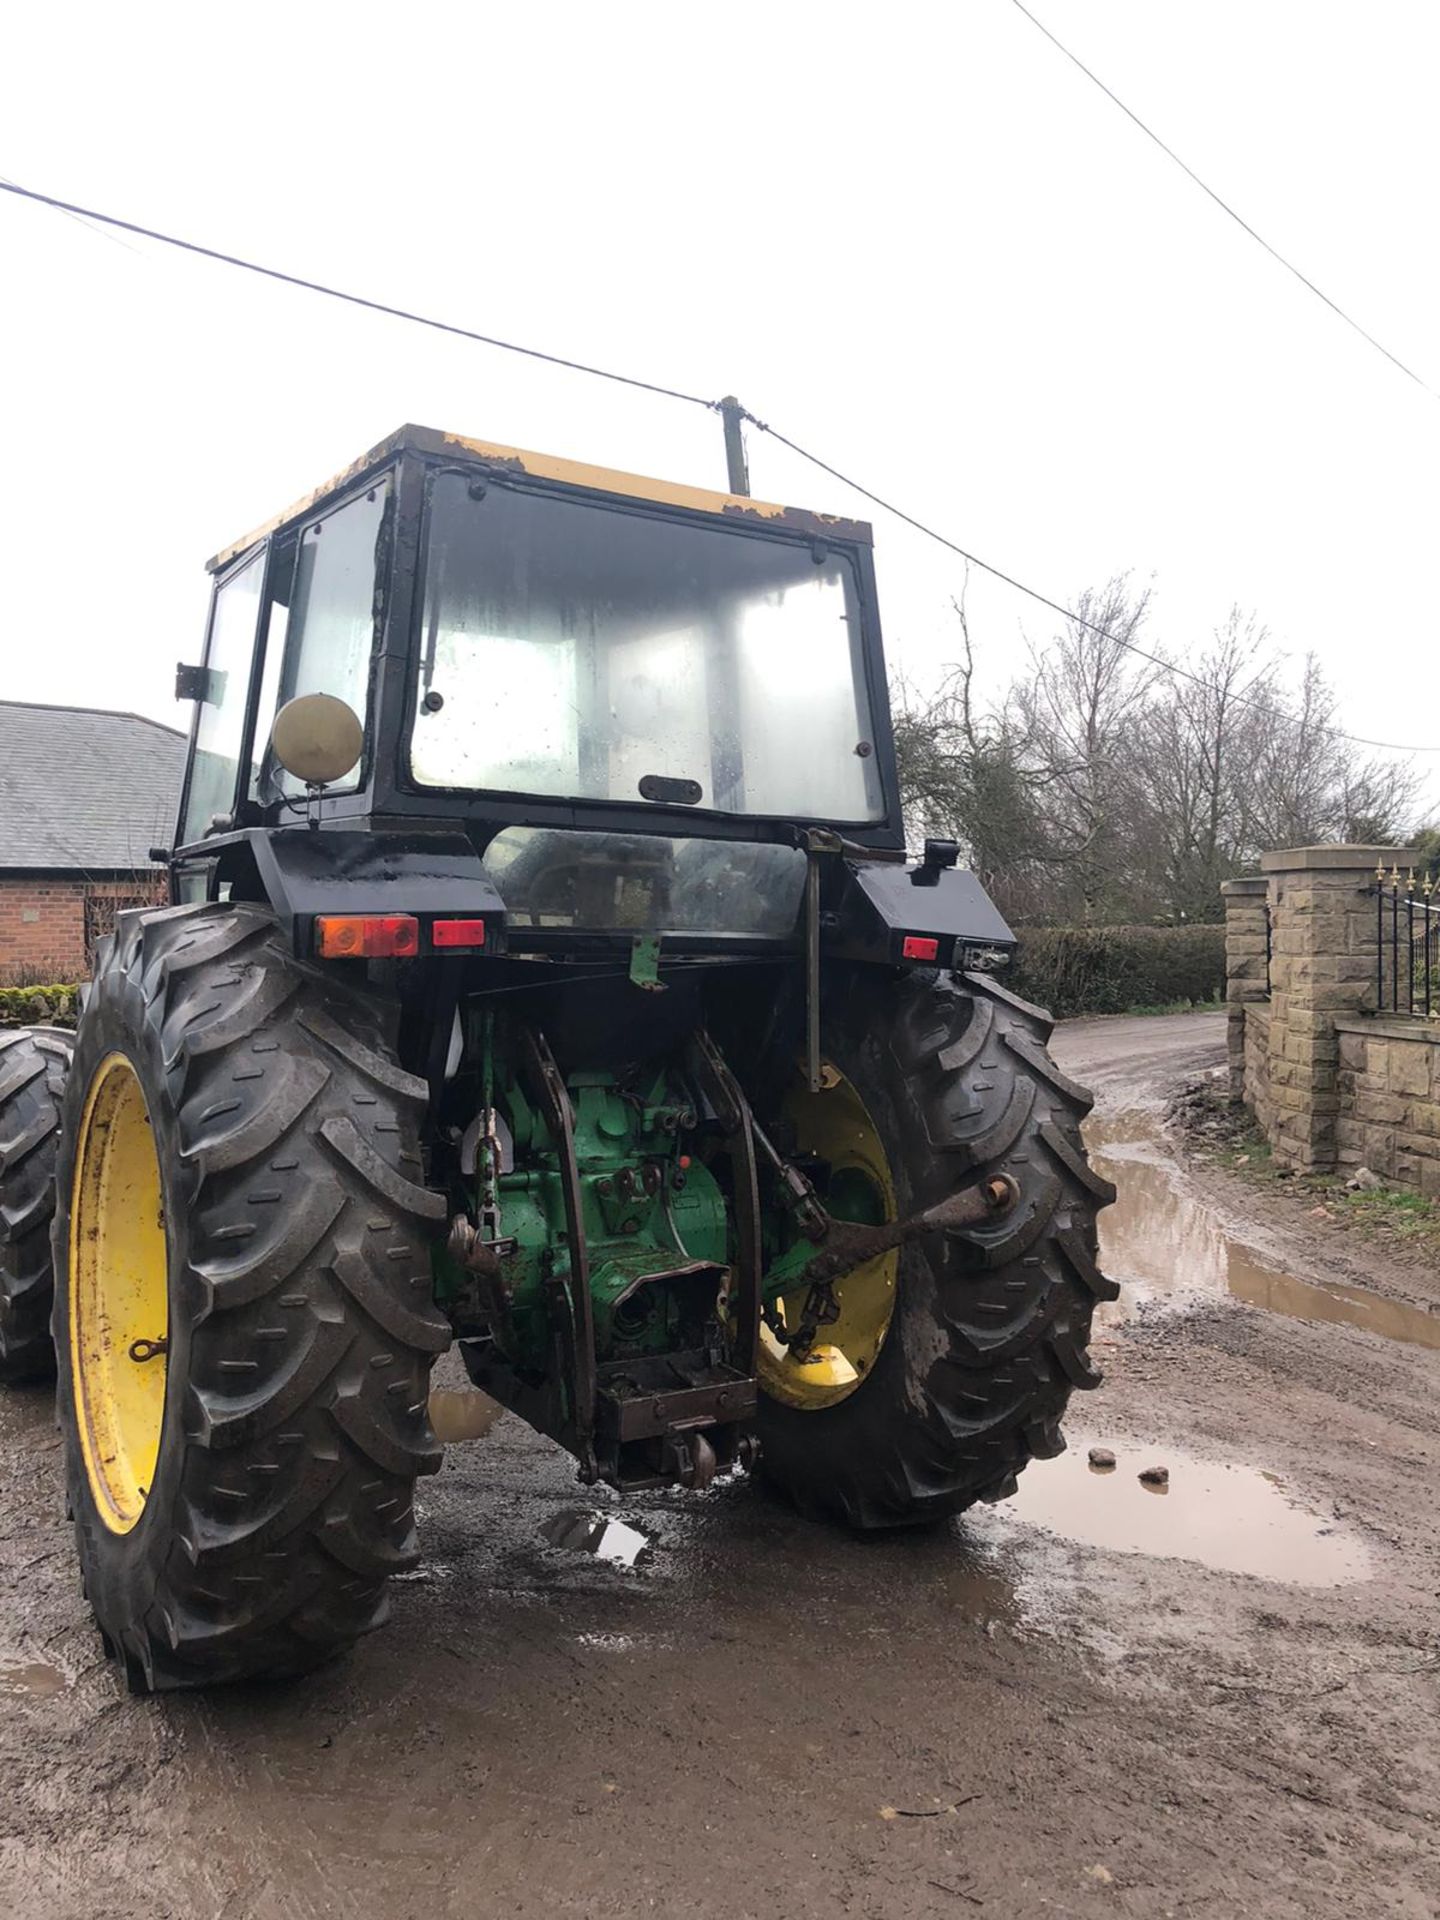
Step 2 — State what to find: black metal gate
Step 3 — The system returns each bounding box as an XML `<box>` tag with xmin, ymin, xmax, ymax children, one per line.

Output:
<box><xmin>1376</xmin><ymin>866</ymin><xmax>1440</xmax><ymax>1017</ymax></box>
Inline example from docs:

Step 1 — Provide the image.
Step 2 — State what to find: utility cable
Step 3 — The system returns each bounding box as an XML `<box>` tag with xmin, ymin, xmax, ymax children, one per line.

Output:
<box><xmin>0</xmin><ymin>178</ymin><xmax>719</xmax><ymax>411</ymax></box>
<box><xmin>1009</xmin><ymin>0</ymin><xmax>1440</xmax><ymax>404</ymax></box>
<box><xmin>0</xmin><ymin>171</ymin><xmax>139</xmax><ymax>255</ymax></box>
<box><xmin>3</xmin><ymin>173</ymin><xmax>1435</xmax><ymax>754</ymax></box>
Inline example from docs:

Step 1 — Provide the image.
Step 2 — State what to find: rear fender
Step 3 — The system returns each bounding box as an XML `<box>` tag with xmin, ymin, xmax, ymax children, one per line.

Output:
<box><xmin>823</xmin><ymin>858</ymin><xmax>1014</xmax><ymax>969</ymax></box>
<box><xmin>204</xmin><ymin>828</ymin><xmax>508</xmax><ymax>959</ymax></box>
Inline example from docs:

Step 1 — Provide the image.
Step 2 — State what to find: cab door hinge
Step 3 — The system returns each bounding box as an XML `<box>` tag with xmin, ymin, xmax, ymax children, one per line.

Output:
<box><xmin>175</xmin><ymin>661</ymin><xmax>217</xmax><ymax>703</ymax></box>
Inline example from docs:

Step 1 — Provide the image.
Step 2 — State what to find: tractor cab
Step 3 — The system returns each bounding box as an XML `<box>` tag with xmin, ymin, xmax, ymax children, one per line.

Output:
<box><xmin>172</xmin><ymin>426</ymin><xmax>1011</xmax><ymax>973</ymax></box>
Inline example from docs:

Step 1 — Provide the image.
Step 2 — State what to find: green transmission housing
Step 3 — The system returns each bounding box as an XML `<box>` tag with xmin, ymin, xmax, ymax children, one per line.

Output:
<box><xmin>436</xmin><ymin>1067</ymin><xmax>731</xmax><ymax>1377</ymax></box>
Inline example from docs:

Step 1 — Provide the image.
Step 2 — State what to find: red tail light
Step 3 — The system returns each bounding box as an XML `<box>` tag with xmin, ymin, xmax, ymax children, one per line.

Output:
<box><xmin>901</xmin><ymin>935</ymin><xmax>941</xmax><ymax>962</ymax></box>
<box><xmin>431</xmin><ymin>917</ymin><xmax>487</xmax><ymax>949</ymax></box>
<box><xmin>315</xmin><ymin>914</ymin><xmax>420</xmax><ymax>959</ymax></box>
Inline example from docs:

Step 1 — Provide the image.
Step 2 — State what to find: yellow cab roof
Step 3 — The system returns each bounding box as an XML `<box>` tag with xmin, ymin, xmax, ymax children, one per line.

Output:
<box><xmin>207</xmin><ymin>423</ymin><xmax>873</xmax><ymax>572</ymax></box>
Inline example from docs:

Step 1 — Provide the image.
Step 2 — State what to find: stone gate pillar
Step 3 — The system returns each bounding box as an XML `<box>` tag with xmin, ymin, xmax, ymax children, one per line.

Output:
<box><xmin>1257</xmin><ymin>845</ymin><xmax>1413</xmax><ymax>1171</ymax></box>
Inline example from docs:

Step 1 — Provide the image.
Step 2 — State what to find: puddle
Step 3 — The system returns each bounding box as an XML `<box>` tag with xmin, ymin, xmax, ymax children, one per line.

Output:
<box><xmin>1225</xmin><ymin>1265</ymin><xmax>1440</xmax><ymax>1349</ymax></box>
<box><xmin>1086</xmin><ymin>1114</ymin><xmax>1440</xmax><ymax>1349</ymax></box>
<box><xmin>542</xmin><ymin>1510</ymin><xmax>651</xmax><ymax>1568</ymax></box>
<box><xmin>429</xmin><ymin>1388</ymin><xmax>505</xmax><ymax>1444</ymax></box>
<box><xmin>0</xmin><ymin>1661</ymin><xmax>66</xmax><ymax>1699</ymax></box>
<box><xmin>1001</xmin><ymin>1441</ymin><xmax>1369</xmax><ymax>1586</ymax></box>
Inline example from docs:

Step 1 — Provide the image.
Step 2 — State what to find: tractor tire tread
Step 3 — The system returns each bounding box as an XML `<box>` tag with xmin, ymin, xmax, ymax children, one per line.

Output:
<box><xmin>759</xmin><ymin>967</ymin><xmax>1112</xmax><ymax>1528</ymax></box>
<box><xmin>52</xmin><ymin>902</ymin><xmax>447</xmax><ymax>1690</ymax></box>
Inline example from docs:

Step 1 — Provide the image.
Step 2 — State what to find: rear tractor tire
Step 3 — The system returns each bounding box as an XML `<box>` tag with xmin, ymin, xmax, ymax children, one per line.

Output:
<box><xmin>52</xmin><ymin>903</ymin><xmax>450</xmax><ymax>1690</ymax></box>
<box><xmin>757</xmin><ymin>969</ymin><xmax>1117</xmax><ymax>1528</ymax></box>
<box><xmin>0</xmin><ymin>1027</ymin><xmax>74</xmax><ymax>1383</ymax></box>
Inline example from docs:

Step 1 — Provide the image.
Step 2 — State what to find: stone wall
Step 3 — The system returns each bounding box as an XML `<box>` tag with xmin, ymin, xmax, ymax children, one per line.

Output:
<box><xmin>1335</xmin><ymin>1017</ymin><xmax>1440</xmax><ymax>1198</ymax></box>
<box><xmin>1222</xmin><ymin>845</ymin><xmax>1438</xmax><ymax>1194</ymax></box>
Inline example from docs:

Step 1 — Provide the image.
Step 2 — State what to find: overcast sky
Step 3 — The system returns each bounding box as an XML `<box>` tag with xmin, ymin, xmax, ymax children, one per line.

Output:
<box><xmin>3</xmin><ymin>1</ymin><xmax>1437</xmax><ymax>814</ymax></box>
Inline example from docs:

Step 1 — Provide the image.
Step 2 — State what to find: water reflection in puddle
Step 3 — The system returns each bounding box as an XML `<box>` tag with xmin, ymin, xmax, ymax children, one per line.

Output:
<box><xmin>1001</xmin><ymin>1442</ymin><xmax>1369</xmax><ymax>1586</ymax></box>
<box><xmin>1087</xmin><ymin>1115</ymin><xmax>1440</xmax><ymax>1349</ymax></box>
<box><xmin>429</xmin><ymin>1388</ymin><xmax>505</xmax><ymax>1444</ymax></box>
<box><xmin>0</xmin><ymin>1661</ymin><xmax>66</xmax><ymax>1699</ymax></box>
<box><xmin>542</xmin><ymin>1510</ymin><xmax>650</xmax><ymax>1567</ymax></box>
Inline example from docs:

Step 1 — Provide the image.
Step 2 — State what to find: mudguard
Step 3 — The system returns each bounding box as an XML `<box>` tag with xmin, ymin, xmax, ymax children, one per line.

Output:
<box><xmin>823</xmin><ymin>857</ymin><xmax>1014</xmax><ymax>968</ymax></box>
<box><xmin>205</xmin><ymin>828</ymin><xmax>509</xmax><ymax>956</ymax></box>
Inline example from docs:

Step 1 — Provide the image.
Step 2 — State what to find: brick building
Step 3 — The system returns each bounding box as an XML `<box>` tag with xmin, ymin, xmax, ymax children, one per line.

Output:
<box><xmin>0</xmin><ymin>701</ymin><xmax>186</xmax><ymax>982</ymax></box>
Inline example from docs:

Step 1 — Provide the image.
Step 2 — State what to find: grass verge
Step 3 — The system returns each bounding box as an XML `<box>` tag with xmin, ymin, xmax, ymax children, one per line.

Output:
<box><xmin>1169</xmin><ymin>1080</ymin><xmax>1440</xmax><ymax>1256</ymax></box>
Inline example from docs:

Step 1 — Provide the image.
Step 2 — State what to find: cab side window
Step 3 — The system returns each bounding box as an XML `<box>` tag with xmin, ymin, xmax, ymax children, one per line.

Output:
<box><xmin>253</xmin><ymin>481</ymin><xmax>389</xmax><ymax>799</ymax></box>
<box><xmin>179</xmin><ymin>551</ymin><xmax>264</xmax><ymax>844</ymax></box>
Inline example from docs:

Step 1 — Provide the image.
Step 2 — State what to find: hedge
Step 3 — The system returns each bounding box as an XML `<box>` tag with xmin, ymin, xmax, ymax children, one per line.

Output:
<box><xmin>1006</xmin><ymin>924</ymin><xmax>1225</xmax><ymax>1019</ymax></box>
<box><xmin>0</xmin><ymin>984</ymin><xmax>80</xmax><ymax>1029</ymax></box>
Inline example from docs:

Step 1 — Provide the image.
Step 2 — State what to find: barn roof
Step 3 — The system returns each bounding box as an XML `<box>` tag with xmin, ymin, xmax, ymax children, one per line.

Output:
<box><xmin>0</xmin><ymin>701</ymin><xmax>185</xmax><ymax>873</ymax></box>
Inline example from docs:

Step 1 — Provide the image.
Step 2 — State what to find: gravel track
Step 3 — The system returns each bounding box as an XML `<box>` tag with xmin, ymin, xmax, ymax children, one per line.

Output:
<box><xmin>2</xmin><ymin>1009</ymin><xmax>1436</xmax><ymax>1919</ymax></box>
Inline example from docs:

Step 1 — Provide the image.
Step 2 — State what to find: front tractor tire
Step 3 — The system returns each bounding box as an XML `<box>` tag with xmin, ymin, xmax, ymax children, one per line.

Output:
<box><xmin>758</xmin><ymin>970</ymin><xmax>1117</xmax><ymax>1528</ymax></box>
<box><xmin>53</xmin><ymin>903</ymin><xmax>450</xmax><ymax>1691</ymax></box>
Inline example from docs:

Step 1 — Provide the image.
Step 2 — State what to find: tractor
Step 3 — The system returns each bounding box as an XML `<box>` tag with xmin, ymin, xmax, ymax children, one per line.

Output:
<box><xmin>0</xmin><ymin>425</ymin><xmax>1115</xmax><ymax>1689</ymax></box>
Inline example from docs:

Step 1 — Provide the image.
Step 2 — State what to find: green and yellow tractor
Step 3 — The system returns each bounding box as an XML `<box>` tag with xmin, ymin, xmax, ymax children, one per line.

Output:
<box><xmin>0</xmin><ymin>426</ymin><xmax>1115</xmax><ymax>1688</ymax></box>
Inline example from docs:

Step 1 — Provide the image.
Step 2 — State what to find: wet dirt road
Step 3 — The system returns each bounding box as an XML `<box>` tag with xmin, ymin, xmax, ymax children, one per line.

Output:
<box><xmin>4</xmin><ymin>1010</ymin><xmax>1439</xmax><ymax>1919</ymax></box>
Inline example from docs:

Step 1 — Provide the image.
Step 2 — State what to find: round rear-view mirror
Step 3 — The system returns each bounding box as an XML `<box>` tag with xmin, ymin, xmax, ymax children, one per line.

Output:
<box><xmin>270</xmin><ymin>693</ymin><xmax>363</xmax><ymax>787</ymax></box>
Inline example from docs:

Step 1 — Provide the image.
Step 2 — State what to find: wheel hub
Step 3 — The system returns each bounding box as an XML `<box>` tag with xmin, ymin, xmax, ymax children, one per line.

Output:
<box><xmin>757</xmin><ymin>1064</ymin><xmax>899</xmax><ymax>1412</ymax></box>
<box><xmin>68</xmin><ymin>1053</ymin><xmax>169</xmax><ymax>1533</ymax></box>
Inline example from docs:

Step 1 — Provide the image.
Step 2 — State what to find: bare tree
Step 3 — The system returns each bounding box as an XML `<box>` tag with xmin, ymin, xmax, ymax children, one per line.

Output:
<box><xmin>1132</xmin><ymin>609</ymin><xmax>1274</xmax><ymax>921</ymax></box>
<box><xmin>890</xmin><ymin>585</ymin><xmax>1420</xmax><ymax>928</ymax></box>
<box><xmin>891</xmin><ymin>579</ymin><xmax>1056</xmax><ymax>919</ymax></box>
<box><xmin>1243</xmin><ymin>655</ymin><xmax>1419</xmax><ymax>852</ymax></box>
<box><xmin>1009</xmin><ymin>577</ymin><xmax>1163</xmax><ymax>923</ymax></box>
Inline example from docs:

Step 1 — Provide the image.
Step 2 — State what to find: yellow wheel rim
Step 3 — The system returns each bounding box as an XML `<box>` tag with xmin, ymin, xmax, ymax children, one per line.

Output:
<box><xmin>69</xmin><ymin>1053</ymin><xmax>169</xmax><ymax>1534</ymax></box>
<box><xmin>758</xmin><ymin>1062</ymin><xmax>898</xmax><ymax>1411</ymax></box>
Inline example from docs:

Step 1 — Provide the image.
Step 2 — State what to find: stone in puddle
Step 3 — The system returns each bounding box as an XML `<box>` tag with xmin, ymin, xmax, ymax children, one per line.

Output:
<box><xmin>1139</xmin><ymin>1464</ymin><xmax>1170</xmax><ymax>1488</ymax></box>
<box><xmin>1088</xmin><ymin>1447</ymin><xmax>1117</xmax><ymax>1471</ymax></box>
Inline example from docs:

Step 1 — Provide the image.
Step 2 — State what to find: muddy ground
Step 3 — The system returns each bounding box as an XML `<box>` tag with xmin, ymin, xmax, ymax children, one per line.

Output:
<box><xmin>2</xmin><ymin>1010</ymin><xmax>1437</xmax><ymax>1919</ymax></box>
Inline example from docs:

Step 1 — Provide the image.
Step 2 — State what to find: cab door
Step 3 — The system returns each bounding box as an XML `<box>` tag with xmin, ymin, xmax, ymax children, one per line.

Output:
<box><xmin>174</xmin><ymin>548</ymin><xmax>266</xmax><ymax>849</ymax></box>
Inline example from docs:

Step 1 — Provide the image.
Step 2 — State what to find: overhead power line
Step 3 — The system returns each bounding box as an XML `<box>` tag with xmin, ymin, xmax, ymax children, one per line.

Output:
<box><xmin>0</xmin><ymin>178</ymin><xmax>716</xmax><ymax>411</ymax></box>
<box><xmin>0</xmin><ymin>170</ymin><xmax>139</xmax><ymax>255</ymax></box>
<box><xmin>2</xmin><ymin>173</ymin><xmax>1436</xmax><ymax>755</ymax></box>
<box><xmin>1009</xmin><ymin>0</ymin><xmax>1440</xmax><ymax>405</ymax></box>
